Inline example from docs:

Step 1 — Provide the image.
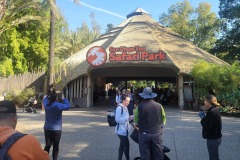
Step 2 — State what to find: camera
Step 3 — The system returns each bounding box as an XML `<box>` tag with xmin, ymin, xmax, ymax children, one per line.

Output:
<box><xmin>55</xmin><ymin>91</ymin><xmax>64</xmax><ymax>103</ymax></box>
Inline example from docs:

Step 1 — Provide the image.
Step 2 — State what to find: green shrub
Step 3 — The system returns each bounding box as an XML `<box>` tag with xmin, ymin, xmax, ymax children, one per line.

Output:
<box><xmin>190</xmin><ymin>61</ymin><xmax>240</xmax><ymax>116</ymax></box>
<box><xmin>5</xmin><ymin>87</ymin><xmax>35</xmax><ymax>107</ymax></box>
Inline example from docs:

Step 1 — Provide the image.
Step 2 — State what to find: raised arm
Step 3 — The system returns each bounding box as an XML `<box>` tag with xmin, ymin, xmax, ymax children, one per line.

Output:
<box><xmin>56</xmin><ymin>98</ymin><xmax>70</xmax><ymax>110</ymax></box>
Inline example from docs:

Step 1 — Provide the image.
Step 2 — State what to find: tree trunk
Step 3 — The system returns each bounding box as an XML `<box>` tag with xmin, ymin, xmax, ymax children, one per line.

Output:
<box><xmin>0</xmin><ymin>0</ymin><xmax>7</xmax><ymax>21</ymax></box>
<box><xmin>47</xmin><ymin>0</ymin><xmax>56</xmax><ymax>87</ymax></box>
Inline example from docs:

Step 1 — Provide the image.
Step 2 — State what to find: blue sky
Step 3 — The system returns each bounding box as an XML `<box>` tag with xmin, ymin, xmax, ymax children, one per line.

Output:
<box><xmin>56</xmin><ymin>0</ymin><xmax>220</xmax><ymax>33</ymax></box>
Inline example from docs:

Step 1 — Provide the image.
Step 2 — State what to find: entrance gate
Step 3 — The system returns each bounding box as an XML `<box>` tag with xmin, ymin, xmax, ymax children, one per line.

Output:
<box><xmin>92</xmin><ymin>76</ymin><xmax>178</xmax><ymax>106</ymax></box>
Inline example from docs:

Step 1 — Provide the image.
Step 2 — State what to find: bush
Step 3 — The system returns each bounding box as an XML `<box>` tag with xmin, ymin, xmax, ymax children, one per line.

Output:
<box><xmin>190</xmin><ymin>61</ymin><xmax>240</xmax><ymax>116</ymax></box>
<box><xmin>5</xmin><ymin>87</ymin><xmax>35</xmax><ymax>107</ymax></box>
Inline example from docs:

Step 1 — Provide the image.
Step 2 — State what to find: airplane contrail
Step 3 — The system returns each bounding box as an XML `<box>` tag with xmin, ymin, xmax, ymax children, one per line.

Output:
<box><xmin>69</xmin><ymin>0</ymin><xmax>126</xmax><ymax>19</ymax></box>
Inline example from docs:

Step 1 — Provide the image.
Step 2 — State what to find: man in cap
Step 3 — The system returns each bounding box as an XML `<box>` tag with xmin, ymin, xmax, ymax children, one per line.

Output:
<box><xmin>0</xmin><ymin>100</ymin><xmax>49</xmax><ymax>160</ymax></box>
<box><xmin>135</xmin><ymin>87</ymin><xmax>166</xmax><ymax>160</ymax></box>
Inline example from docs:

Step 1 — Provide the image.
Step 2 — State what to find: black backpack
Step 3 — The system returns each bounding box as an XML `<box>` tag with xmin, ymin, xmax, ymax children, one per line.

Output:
<box><xmin>0</xmin><ymin>132</ymin><xmax>27</xmax><ymax>160</ymax></box>
<box><xmin>107</xmin><ymin>106</ymin><xmax>123</xmax><ymax>127</ymax></box>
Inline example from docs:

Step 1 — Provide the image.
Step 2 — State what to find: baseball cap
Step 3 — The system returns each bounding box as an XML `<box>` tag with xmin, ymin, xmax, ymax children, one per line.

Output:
<box><xmin>0</xmin><ymin>100</ymin><xmax>16</xmax><ymax>114</ymax></box>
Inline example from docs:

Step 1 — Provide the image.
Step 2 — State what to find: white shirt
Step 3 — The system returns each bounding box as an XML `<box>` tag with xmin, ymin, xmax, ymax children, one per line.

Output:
<box><xmin>115</xmin><ymin>95</ymin><xmax>121</xmax><ymax>104</ymax></box>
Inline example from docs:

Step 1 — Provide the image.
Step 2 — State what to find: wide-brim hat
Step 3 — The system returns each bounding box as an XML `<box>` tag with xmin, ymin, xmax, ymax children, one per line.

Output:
<box><xmin>139</xmin><ymin>87</ymin><xmax>157</xmax><ymax>99</ymax></box>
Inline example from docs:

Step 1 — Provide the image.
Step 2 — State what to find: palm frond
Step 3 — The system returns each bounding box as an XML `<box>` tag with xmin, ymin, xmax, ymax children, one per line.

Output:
<box><xmin>0</xmin><ymin>15</ymin><xmax>43</xmax><ymax>35</ymax></box>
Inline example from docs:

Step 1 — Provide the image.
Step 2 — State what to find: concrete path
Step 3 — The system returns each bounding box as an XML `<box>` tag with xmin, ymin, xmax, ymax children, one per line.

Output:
<box><xmin>16</xmin><ymin>106</ymin><xmax>240</xmax><ymax>160</ymax></box>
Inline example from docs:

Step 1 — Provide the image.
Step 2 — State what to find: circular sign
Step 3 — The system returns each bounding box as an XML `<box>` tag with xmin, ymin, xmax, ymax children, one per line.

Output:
<box><xmin>86</xmin><ymin>46</ymin><xmax>107</xmax><ymax>67</ymax></box>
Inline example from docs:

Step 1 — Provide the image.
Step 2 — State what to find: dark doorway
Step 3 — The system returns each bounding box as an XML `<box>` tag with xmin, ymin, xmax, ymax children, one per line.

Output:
<box><xmin>93</xmin><ymin>76</ymin><xmax>178</xmax><ymax>107</ymax></box>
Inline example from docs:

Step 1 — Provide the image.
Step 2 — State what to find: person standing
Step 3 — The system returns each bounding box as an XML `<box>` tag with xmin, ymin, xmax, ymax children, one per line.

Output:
<box><xmin>126</xmin><ymin>90</ymin><xmax>135</xmax><ymax>116</ymax></box>
<box><xmin>107</xmin><ymin>85</ymin><xmax>116</xmax><ymax>106</ymax></box>
<box><xmin>115</xmin><ymin>95</ymin><xmax>134</xmax><ymax>160</ymax></box>
<box><xmin>137</xmin><ymin>87</ymin><xmax>166</xmax><ymax>160</ymax></box>
<box><xmin>199</xmin><ymin>95</ymin><xmax>222</xmax><ymax>160</ymax></box>
<box><xmin>43</xmin><ymin>87</ymin><xmax>70</xmax><ymax>160</ymax></box>
<box><xmin>0</xmin><ymin>100</ymin><xmax>49</xmax><ymax>160</ymax></box>
<box><xmin>116</xmin><ymin>90</ymin><xmax>122</xmax><ymax>106</ymax></box>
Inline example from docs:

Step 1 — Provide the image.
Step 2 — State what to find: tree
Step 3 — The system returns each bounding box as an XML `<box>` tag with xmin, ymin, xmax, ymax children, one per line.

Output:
<box><xmin>45</xmin><ymin>0</ymin><xmax>79</xmax><ymax>86</ymax></box>
<box><xmin>0</xmin><ymin>0</ymin><xmax>81</xmax><ymax>78</ymax></box>
<box><xmin>105</xmin><ymin>23</ymin><xmax>114</xmax><ymax>33</ymax></box>
<box><xmin>0</xmin><ymin>0</ymin><xmax>50</xmax><ymax>77</ymax></box>
<box><xmin>159</xmin><ymin>0</ymin><xmax>194</xmax><ymax>40</ymax></box>
<box><xmin>0</xmin><ymin>57</ymin><xmax>14</xmax><ymax>77</ymax></box>
<box><xmin>0</xmin><ymin>0</ymin><xmax>71</xmax><ymax>77</ymax></box>
<box><xmin>0</xmin><ymin>0</ymin><xmax>43</xmax><ymax>35</ymax></box>
<box><xmin>56</xmin><ymin>22</ymin><xmax>99</xmax><ymax>59</ymax></box>
<box><xmin>18</xmin><ymin>18</ymin><xmax>50</xmax><ymax>72</ymax></box>
<box><xmin>89</xmin><ymin>12</ymin><xmax>101</xmax><ymax>36</ymax></box>
<box><xmin>47</xmin><ymin>0</ymin><xmax>56</xmax><ymax>87</ymax></box>
<box><xmin>191</xmin><ymin>3</ymin><xmax>221</xmax><ymax>51</ymax></box>
<box><xmin>56</xmin><ymin>29</ymin><xmax>84</xmax><ymax>59</ymax></box>
<box><xmin>0</xmin><ymin>0</ymin><xmax>7</xmax><ymax>21</ymax></box>
<box><xmin>211</xmin><ymin>0</ymin><xmax>240</xmax><ymax>63</ymax></box>
<box><xmin>159</xmin><ymin>0</ymin><xmax>221</xmax><ymax>51</ymax></box>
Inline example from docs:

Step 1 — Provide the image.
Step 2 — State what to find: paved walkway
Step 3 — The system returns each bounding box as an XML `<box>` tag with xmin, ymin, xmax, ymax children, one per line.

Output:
<box><xmin>16</xmin><ymin>106</ymin><xmax>240</xmax><ymax>160</ymax></box>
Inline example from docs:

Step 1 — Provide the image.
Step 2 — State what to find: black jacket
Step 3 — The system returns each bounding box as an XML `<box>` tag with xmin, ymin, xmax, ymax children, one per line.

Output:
<box><xmin>138</xmin><ymin>99</ymin><xmax>162</xmax><ymax>134</ymax></box>
<box><xmin>201</xmin><ymin>106</ymin><xmax>222</xmax><ymax>139</ymax></box>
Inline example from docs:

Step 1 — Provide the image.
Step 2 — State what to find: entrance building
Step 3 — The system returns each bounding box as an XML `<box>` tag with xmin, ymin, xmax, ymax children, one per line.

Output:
<box><xmin>61</xmin><ymin>8</ymin><xmax>228</xmax><ymax>109</ymax></box>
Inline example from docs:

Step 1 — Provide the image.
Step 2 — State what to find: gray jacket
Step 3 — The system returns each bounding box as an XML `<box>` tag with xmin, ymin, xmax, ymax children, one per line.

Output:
<box><xmin>115</xmin><ymin>104</ymin><xmax>130</xmax><ymax>136</ymax></box>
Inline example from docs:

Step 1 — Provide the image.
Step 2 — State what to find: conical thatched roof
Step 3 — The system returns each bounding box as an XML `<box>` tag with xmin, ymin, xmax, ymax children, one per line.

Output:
<box><xmin>62</xmin><ymin>8</ymin><xmax>228</xmax><ymax>85</ymax></box>
<box><xmin>127</xmin><ymin>7</ymin><xmax>151</xmax><ymax>18</ymax></box>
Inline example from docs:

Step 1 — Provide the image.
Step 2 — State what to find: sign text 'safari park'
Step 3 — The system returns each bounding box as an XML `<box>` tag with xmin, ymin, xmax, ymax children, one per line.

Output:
<box><xmin>109</xmin><ymin>46</ymin><xmax>167</xmax><ymax>61</ymax></box>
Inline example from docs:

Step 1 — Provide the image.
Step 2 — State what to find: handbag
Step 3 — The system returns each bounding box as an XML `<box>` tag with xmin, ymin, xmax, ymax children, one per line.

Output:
<box><xmin>130</xmin><ymin>125</ymin><xmax>139</xmax><ymax>143</ymax></box>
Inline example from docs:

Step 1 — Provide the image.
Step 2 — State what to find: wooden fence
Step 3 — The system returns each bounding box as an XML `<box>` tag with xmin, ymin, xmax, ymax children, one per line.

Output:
<box><xmin>0</xmin><ymin>71</ymin><xmax>46</xmax><ymax>95</ymax></box>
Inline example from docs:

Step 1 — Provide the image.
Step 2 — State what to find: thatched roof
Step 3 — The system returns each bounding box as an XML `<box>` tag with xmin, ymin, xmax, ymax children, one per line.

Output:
<box><xmin>127</xmin><ymin>7</ymin><xmax>151</xmax><ymax>18</ymax></box>
<box><xmin>62</xmin><ymin>8</ymin><xmax>228</xmax><ymax>85</ymax></box>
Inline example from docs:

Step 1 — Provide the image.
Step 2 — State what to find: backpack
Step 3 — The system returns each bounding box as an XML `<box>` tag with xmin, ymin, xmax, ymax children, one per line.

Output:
<box><xmin>107</xmin><ymin>106</ymin><xmax>123</xmax><ymax>127</ymax></box>
<box><xmin>0</xmin><ymin>132</ymin><xmax>27</xmax><ymax>160</ymax></box>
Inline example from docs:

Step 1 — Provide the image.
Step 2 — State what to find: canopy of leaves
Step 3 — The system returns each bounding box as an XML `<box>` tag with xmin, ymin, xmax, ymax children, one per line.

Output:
<box><xmin>0</xmin><ymin>0</ymin><xmax>43</xmax><ymax>35</ymax></box>
<box><xmin>0</xmin><ymin>0</ymin><xmax>93</xmax><ymax>78</ymax></box>
<box><xmin>55</xmin><ymin>22</ymin><xmax>99</xmax><ymax>59</ymax></box>
<box><xmin>190</xmin><ymin>61</ymin><xmax>240</xmax><ymax>107</ymax></box>
<box><xmin>0</xmin><ymin>0</ymin><xmax>50</xmax><ymax>77</ymax></box>
<box><xmin>191</xmin><ymin>61</ymin><xmax>239</xmax><ymax>92</ymax></box>
<box><xmin>55</xmin><ymin>13</ymin><xmax>100</xmax><ymax>60</ymax></box>
<box><xmin>159</xmin><ymin>0</ymin><xmax>194</xmax><ymax>40</ymax></box>
<box><xmin>159</xmin><ymin>0</ymin><xmax>221</xmax><ymax>51</ymax></box>
<box><xmin>0</xmin><ymin>57</ymin><xmax>14</xmax><ymax>77</ymax></box>
<box><xmin>211</xmin><ymin>0</ymin><xmax>240</xmax><ymax>63</ymax></box>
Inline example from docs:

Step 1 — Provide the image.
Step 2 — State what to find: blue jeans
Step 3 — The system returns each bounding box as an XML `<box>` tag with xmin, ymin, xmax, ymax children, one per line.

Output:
<box><xmin>207</xmin><ymin>138</ymin><xmax>222</xmax><ymax>160</ymax></box>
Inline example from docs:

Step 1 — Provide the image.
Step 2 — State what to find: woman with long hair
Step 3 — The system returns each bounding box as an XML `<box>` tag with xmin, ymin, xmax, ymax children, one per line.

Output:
<box><xmin>199</xmin><ymin>95</ymin><xmax>222</xmax><ymax>160</ymax></box>
<box><xmin>42</xmin><ymin>86</ymin><xmax>70</xmax><ymax>160</ymax></box>
<box><xmin>115</xmin><ymin>95</ymin><xmax>134</xmax><ymax>160</ymax></box>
